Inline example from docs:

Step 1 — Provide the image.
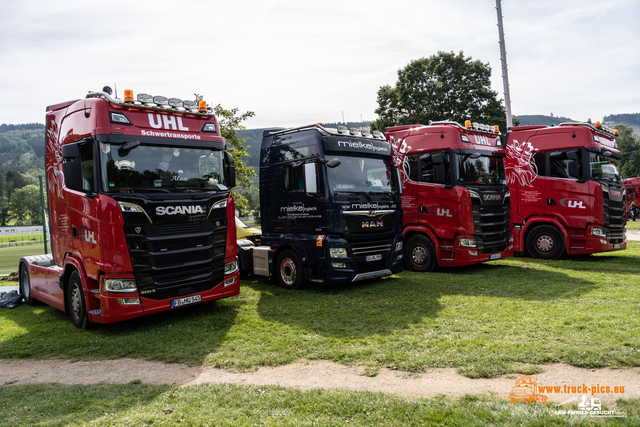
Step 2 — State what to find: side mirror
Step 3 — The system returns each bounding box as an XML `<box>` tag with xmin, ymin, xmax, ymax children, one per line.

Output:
<box><xmin>434</xmin><ymin>164</ymin><xmax>446</xmax><ymax>184</ymax></box>
<box><xmin>568</xmin><ymin>160</ymin><xmax>580</xmax><ymax>179</ymax></box>
<box><xmin>326</xmin><ymin>158</ymin><xmax>341</xmax><ymax>168</ymax></box>
<box><xmin>224</xmin><ymin>151</ymin><xmax>236</xmax><ymax>189</ymax></box>
<box><xmin>304</xmin><ymin>163</ymin><xmax>318</xmax><ymax>194</ymax></box>
<box><xmin>63</xmin><ymin>160</ymin><xmax>83</xmax><ymax>191</ymax></box>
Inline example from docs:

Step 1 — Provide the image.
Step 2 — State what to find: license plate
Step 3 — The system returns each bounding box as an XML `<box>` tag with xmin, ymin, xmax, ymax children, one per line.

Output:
<box><xmin>171</xmin><ymin>294</ymin><xmax>201</xmax><ymax>308</ymax></box>
<box><xmin>366</xmin><ymin>254</ymin><xmax>382</xmax><ymax>262</ymax></box>
<box><xmin>614</xmin><ymin>244</ymin><xmax>621</xmax><ymax>249</ymax></box>
<box><xmin>490</xmin><ymin>253</ymin><xmax>502</xmax><ymax>260</ymax></box>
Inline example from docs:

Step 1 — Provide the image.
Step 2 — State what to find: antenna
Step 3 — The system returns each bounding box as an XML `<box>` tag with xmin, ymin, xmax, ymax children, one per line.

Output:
<box><xmin>495</xmin><ymin>0</ymin><xmax>513</xmax><ymax>129</ymax></box>
<box><xmin>114</xmin><ymin>83</ymin><xmax>118</xmax><ymax>99</ymax></box>
<box><xmin>342</xmin><ymin>110</ymin><xmax>345</xmax><ymax>125</ymax></box>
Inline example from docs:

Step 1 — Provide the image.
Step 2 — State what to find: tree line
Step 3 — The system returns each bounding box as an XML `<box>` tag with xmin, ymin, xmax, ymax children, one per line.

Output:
<box><xmin>2</xmin><ymin>50</ymin><xmax>640</xmax><ymax>227</ymax></box>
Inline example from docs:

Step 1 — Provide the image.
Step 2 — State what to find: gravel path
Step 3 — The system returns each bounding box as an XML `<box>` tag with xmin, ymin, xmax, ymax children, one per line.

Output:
<box><xmin>1</xmin><ymin>358</ymin><xmax>638</xmax><ymax>405</ymax></box>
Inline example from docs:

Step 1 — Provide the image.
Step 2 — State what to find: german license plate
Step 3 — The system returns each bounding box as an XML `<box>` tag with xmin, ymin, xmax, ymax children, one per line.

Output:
<box><xmin>490</xmin><ymin>253</ymin><xmax>502</xmax><ymax>260</ymax></box>
<box><xmin>614</xmin><ymin>244</ymin><xmax>621</xmax><ymax>249</ymax></box>
<box><xmin>171</xmin><ymin>294</ymin><xmax>201</xmax><ymax>308</ymax></box>
<box><xmin>366</xmin><ymin>254</ymin><xmax>382</xmax><ymax>262</ymax></box>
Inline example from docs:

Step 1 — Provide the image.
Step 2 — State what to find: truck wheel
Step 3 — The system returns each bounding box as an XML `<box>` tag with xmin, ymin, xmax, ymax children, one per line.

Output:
<box><xmin>276</xmin><ymin>250</ymin><xmax>304</xmax><ymax>290</ymax></box>
<box><xmin>526</xmin><ymin>225</ymin><xmax>565</xmax><ymax>259</ymax></box>
<box><xmin>67</xmin><ymin>271</ymin><xmax>91</xmax><ymax>329</ymax></box>
<box><xmin>19</xmin><ymin>264</ymin><xmax>35</xmax><ymax>306</ymax></box>
<box><xmin>404</xmin><ymin>235</ymin><xmax>437</xmax><ymax>272</ymax></box>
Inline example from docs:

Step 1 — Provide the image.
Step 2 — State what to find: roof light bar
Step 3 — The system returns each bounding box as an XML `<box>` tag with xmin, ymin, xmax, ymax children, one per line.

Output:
<box><xmin>168</xmin><ymin>98</ymin><xmax>183</xmax><ymax>109</ymax></box>
<box><xmin>137</xmin><ymin>93</ymin><xmax>153</xmax><ymax>104</ymax></box>
<box><xmin>153</xmin><ymin>96</ymin><xmax>168</xmax><ymax>106</ymax></box>
<box><xmin>183</xmin><ymin>100</ymin><xmax>197</xmax><ymax>110</ymax></box>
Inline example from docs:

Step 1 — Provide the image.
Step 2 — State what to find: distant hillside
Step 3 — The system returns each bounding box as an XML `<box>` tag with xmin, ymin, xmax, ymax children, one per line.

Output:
<box><xmin>513</xmin><ymin>115</ymin><xmax>576</xmax><ymax>126</ymax></box>
<box><xmin>603</xmin><ymin>113</ymin><xmax>640</xmax><ymax>133</ymax></box>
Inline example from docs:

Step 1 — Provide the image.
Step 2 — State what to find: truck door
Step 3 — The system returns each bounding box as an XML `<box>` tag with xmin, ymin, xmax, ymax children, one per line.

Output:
<box><xmin>416</xmin><ymin>152</ymin><xmax>457</xmax><ymax>240</ymax></box>
<box><xmin>543</xmin><ymin>148</ymin><xmax>591</xmax><ymax>229</ymax></box>
<box><xmin>66</xmin><ymin>140</ymin><xmax>103</xmax><ymax>278</ymax></box>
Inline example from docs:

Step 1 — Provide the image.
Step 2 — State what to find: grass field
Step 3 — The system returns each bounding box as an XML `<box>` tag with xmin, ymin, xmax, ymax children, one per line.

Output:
<box><xmin>1</xmin><ymin>383</ymin><xmax>637</xmax><ymax>426</ymax></box>
<box><xmin>1</xmin><ymin>243</ymin><xmax>639</xmax><ymax>380</ymax></box>
<box><xmin>0</xmin><ymin>244</ymin><xmax>45</xmax><ymax>275</ymax></box>
<box><xmin>2</xmin><ymin>242</ymin><xmax>639</xmax><ymax>425</ymax></box>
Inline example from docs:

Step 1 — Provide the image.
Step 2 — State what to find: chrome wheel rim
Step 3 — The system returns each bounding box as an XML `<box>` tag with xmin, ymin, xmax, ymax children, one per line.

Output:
<box><xmin>536</xmin><ymin>235</ymin><xmax>554</xmax><ymax>253</ymax></box>
<box><xmin>411</xmin><ymin>245</ymin><xmax>428</xmax><ymax>265</ymax></box>
<box><xmin>70</xmin><ymin>284</ymin><xmax>82</xmax><ymax>319</ymax></box>
<box><xmin>21</xmin><ymin>269</ymin><xmax>30</xmax><ymax>298</ymax></box>
<box><xmin>280</xmin><ymin>258</ymin><xmax>297</xmax><ymax>286</ymax></box>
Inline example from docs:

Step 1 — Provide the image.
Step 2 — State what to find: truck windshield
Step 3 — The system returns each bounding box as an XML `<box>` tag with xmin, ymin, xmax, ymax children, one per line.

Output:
<box><xmin>326</xmin><ymin>155</ymin><xmax>397</xmax><ymax>195</ymax></box>
<box><xmin>99</xmin><ymin>141</ymin><xmax>227</xmax><ymax>193</ymax></box>
<box><xmin>589</xmin><ymin>151</ymin><xmax>621</xmax><ymax>183</ymax></box>
<box><xmin>456</xmin><ymin>153</ymin><xmax>506</xmax><ymax>186</ymax></box>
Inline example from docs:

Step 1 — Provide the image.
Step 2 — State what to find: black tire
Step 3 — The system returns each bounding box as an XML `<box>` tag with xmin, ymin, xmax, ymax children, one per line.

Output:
<box><xmin>19</xmin><ymin>264</ymin><xmax>35</xmax><ymax>305</ymax></box>
<box><xmin>526</xmin><ymin>225</ymin><xmax>565</xmax><ymax>260</ymax></box>
<box><xmin>67</xmin><ymin>271</ymin><xmax>91</xmax><ymax>329</ymax></box>
<box><xmin>275</xmin><ymin>250</ymin><xmax>304</xmax><ymax>290</ymax></box>
<box><xmin>404</xmin><ymin>235</ymin><xmax>437</xmax><ymax>272</ymax></box>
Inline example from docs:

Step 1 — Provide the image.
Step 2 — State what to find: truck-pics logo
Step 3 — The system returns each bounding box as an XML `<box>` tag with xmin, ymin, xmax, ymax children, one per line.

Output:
<box><xmin>148</xmin><ymin>113</ymin><xmax>189</xmax><ymax>131</ymax></box>
<box><xmin>430</xmin><ymin>206</ymin><xmax>453</xmax><ymax>217</ymax></box>
<box><xmin>560</xmin><ymin>198</ymin><xmax>586</xmax><ymax>209</ymax></box>
<box><xmin>156</xmin><ymin>205</ymin><xmax>205</xmax><ymax>215</ymax></box>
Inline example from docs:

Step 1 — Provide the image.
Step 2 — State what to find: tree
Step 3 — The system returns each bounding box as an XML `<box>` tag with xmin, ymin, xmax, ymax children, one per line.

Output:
<box><xmin>194</xmin><ymin>94</ymin><xmax>258</xmax><ymax>214</ymax></box>
<box><xmin>614</xmin><ymin>124</ymin><xmax>640</xmax><ymax>178</ymax></box>
<box><xmin>10</xmin><ymin>184</ymin><xmax>41</xmax><ymax>225</ymax></box>
<box><xmin>371</xmin><ymin>51</ymin><xmax>509</xmax><ymax>133</ymax></box>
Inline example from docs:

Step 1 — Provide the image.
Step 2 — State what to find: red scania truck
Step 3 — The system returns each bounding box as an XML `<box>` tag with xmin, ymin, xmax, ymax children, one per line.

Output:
<box><xmin>387</xmin><ymin>120</ymin><xmax>513</xmax><ymax>272</ymax></box>
<box><xmin>19</xmin><ymin>88</ymin><xmax>240</xmax><ymax>328</ymax></box>
<box><xmin>505</xmin><ymin>121</ymin><xmax>626</xmax><ymax>259</ymax></box>
<box><xmin>623</xmin><ymin>177</ymin><xmax>640</xmax><ymax>219</ymax></box>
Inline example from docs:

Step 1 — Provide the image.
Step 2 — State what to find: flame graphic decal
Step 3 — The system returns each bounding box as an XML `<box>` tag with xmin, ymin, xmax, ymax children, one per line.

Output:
<box><xmin>506</xmin><ymin>139</ymin><xmax>538</xmax><ymax>187</ymax></box>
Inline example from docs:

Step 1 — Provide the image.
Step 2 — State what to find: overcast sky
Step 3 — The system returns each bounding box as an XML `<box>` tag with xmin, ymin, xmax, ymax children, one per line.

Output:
<box><xmin>1</xmin><ymin>0</ymin><xmax>638</xmax><ymax>129</ymax></box>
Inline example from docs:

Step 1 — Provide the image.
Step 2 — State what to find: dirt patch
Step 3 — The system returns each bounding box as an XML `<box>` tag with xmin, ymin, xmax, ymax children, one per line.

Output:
<box><xmin>1</xmin><ymin>359</ymin><xmax>637</xmax><ymax>405</ymax></box>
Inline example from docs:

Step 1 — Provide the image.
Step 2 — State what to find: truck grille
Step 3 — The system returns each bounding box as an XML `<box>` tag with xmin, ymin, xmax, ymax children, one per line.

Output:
<box><xmin>125</xmin><ymin>217</ymin><xmax>227</xmax><ymax>300</ymax></box>
<box><xmin>350</xmin><ymin>239</ymin><xmax>393</xmax><ymax>274</ymax></box>
<box><xmin>603</xmin><ymin>183</ymin><xmax>626</xmax><ymax>244</ymax></box>
<box><xmin>471</xmin><ymin>191</ymin><xmax>511</xmax><ymax>254</ymax></box>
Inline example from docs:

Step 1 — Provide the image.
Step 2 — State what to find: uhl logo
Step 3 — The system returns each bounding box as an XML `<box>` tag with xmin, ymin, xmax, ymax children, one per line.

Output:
<box><xmin>560</xmin><ymin>198</ymin><xmax>586</xmax><ymax>209</ymax></box>
<box><xmin>148</xmin><ymin>113</ymin><xmax>189</xmax><ymax>131</ymax></box>
<box><xmin>83</xmin><ymin>229</ymin><xmax>97</xmax><ymax>244</ymax></box>
<box><xmin>430</xmin><ymin>206</ymin><xmax>453</xmax><ymax>217</ymax></box>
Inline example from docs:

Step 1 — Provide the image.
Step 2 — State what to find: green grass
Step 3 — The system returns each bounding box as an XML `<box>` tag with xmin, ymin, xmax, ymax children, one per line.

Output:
<box><xmin>0</xmin><ymin>244</ymin><xmax>45</xmax><ymax>275</ymax></box>
<box><xmin>0</xmin><ymin>383</ymin><xmax>637</xmax><ymax>427</ymax></box>
<box><xmin>1</xmin><ymin>243</ymin><xmax>639</xmax><ymax>379</ymax></box>
<box><xmin>626</xmin><ymin>221</ymin><xmax>640</xmax><ymax>230</ymax></box>
<box><xmin>0</xmin><ymin>233</ymin><xmax>44</xmax><ymax>245</ymax></box>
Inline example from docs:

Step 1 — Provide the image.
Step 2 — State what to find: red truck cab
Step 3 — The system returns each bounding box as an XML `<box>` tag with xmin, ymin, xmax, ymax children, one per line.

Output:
<box><xmin>623</xmin><ymin>177</ymin><xmax>640</xmax><ymax>220</ymax></box>
<box><xmin>505</xmin><ymin>121</ymin><xmax>626</xmax><ymax>258</ymax></box>
<box><xmin>387</xmin><ymin>120</ymin><xmax>513</xmax><ymax>271</ymax></box>
<box><xmin>19</xmin><ymin>88</ymin><xmax>240</xmax><ymax>328</ymax></box>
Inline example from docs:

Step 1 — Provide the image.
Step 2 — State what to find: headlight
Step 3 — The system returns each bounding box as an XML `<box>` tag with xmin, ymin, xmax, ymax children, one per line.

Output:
<box><xmin>395</xmin><ymin>241</ymin><xmax>403</xmax><ymax>252</ymax></box>
<box><xmin>591</xmin><ymin>228</ymin><xmax>606</xmax><ymax>237</ymax></box>
<box><xmin>103</xmin><ymin>278</ymin><xmax>137</xmax><ymax>293</ymax></box>
<box><xmin>330</xmin><ymin>248</ymin><xmax>348</xmax><ymax>258</ymax></box>
<box><xmin>458</xmin><ymin>237</ymin><xmax>477</xmax><ymax>248</ymax></box>
<box><xmin>225</xmin><ymin>260</ymin><xmax>238</xmax><ymax>275</ymax></box>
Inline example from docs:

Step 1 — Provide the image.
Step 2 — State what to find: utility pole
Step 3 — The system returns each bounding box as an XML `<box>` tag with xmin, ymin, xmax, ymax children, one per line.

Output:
<box><xmin>496</xmin><ymin>0</ymin><xmax>513</xmax><ymax>129</ymax></box>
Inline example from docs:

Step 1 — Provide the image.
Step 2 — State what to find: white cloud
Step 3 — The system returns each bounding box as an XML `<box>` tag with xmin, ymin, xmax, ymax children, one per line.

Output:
<box><xmin>0</xmin><ymin>0</ymin><xmax>638</xmax><ymax>127</ymax></box>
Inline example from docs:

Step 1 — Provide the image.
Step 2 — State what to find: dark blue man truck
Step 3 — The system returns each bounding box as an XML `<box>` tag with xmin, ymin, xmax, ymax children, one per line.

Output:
<box><xmin>238</xmin><ymin>124</ymin><xmax>404</xmax><ymax>289</ymax></box>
